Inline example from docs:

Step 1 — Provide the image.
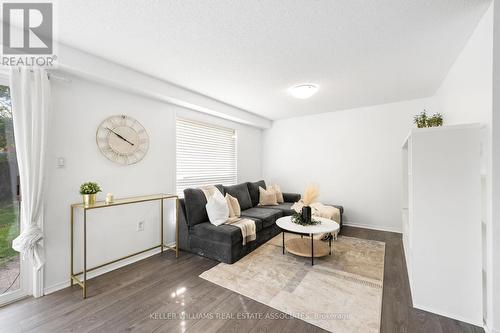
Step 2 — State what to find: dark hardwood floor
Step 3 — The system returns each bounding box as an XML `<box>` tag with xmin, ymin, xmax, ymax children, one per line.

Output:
<box><xmin>0</xmin><ymin>226</ymin><xmax>484</xmax><ymax>333</ymax></box>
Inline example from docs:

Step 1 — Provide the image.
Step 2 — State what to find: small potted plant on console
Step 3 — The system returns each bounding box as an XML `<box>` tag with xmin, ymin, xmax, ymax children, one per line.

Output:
<box><xmin>80</xmin><ymin>182</ymin><xmax>102</xmax><ymax>206</ymax></box>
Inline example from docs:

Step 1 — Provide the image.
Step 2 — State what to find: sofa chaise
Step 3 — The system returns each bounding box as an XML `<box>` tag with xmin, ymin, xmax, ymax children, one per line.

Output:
<box><xmin>178</xmin><ymin>180</ymin><xmax>344</xmax><ymax>263</ymax></box>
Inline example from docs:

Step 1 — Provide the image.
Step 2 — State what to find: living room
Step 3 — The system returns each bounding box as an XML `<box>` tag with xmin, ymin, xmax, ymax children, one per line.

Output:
<box><xmin>0</xmin><ymin>1</ymin><xmax>498</xmax><ymax>332</ymax></box>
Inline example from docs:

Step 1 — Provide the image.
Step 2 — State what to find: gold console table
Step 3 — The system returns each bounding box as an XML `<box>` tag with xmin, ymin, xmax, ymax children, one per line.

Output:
<box><xmin>70</xmin><ymin>194</ymin><xmax>179</xmax><ymax>298</ymax></box>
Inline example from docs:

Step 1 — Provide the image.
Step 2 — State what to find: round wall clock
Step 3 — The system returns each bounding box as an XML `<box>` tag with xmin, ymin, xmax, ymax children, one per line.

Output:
<box><xmin>96</xmin><ymin>115</ymin><xmax>149</xmax><ymax>165</ymax></box>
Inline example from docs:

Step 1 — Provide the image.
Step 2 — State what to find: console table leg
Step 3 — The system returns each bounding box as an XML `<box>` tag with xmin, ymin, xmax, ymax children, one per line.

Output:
<box><xmin>70</xmin><ymin>206</ymin><xmax>74</xmax><ymax>287</ymax></box>
<box><xmin>160</xmin><ymin>198</ymin><xmax>164</xmax><ymax>254</ymax></box>
<box><xmin>175</xmin><ymin>198</ymin><xmax>179</xmax><ymax>258</ymax></box>
<box><xmin>83</xmin><ymin>209</ymin><xmax>87</xmax><ymax>299</ymax></box>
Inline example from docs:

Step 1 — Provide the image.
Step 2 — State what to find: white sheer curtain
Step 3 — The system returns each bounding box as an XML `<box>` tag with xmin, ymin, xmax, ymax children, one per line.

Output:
<box><xmin>10</xmin><ymin>67</ymin><xmax>50</xmax><ymax>271</ymax></box>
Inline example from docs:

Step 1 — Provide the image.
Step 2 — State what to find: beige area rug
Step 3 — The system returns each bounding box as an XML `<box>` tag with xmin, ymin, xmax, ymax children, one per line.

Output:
<box><xmin>199</xmin><ymin>233</ymin><xmax>385</xmax><ymax>333</ymax></box>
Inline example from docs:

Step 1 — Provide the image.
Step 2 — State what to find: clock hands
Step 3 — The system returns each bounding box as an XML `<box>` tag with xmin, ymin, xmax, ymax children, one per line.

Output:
<box><xmin>105</xmin><ymin>127</ymin><xmax>135</xmax><ymax>146</ymax></box>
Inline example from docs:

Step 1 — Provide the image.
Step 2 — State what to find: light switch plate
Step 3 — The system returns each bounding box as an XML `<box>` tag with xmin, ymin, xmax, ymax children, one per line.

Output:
<box><xmin>56</xmin><ymin>157</ymin><xmax>65</xmax><ymax>168</ymax></box>
<box><xmin>137</xmin><ymin>221</ymin><xmax>145</xmax><ymax>231</ymax></box>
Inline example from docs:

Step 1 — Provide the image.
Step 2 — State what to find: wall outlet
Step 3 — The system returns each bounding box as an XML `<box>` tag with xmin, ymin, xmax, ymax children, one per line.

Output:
<box><xmin>137</xmin><ymin>221</ymin><xmax>145</xmax><ymax>232</ymax></box>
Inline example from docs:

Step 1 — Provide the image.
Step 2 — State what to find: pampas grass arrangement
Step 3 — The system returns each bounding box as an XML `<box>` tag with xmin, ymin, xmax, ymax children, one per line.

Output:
<box><xmin>303</xmin><ymin>184</ymin><xmax>319</xmax><ymax>206</ymax></box>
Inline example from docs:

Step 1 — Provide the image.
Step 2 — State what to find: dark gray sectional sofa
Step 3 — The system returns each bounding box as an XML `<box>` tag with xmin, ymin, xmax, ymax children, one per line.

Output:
<box><xmin>178</xmin><ymin>180</ymin><xmax>344</xmax><ymax>264</ymax></box>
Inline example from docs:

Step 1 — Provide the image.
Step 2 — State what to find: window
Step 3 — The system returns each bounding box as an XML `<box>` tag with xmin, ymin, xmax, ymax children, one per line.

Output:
<box><xmin>0</xmin><ymin>81</ymin><xmax>22</xmax><ymax>302</ymax></box>
<box><xmin>176</xmin><ymin>118</ymin><xmax>237</xmax><ymax>196</ymax></box>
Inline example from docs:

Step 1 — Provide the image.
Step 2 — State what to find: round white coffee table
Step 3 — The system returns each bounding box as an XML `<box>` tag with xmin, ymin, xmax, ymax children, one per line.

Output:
<box><xmin>276</xmin><ymin>215</ymin><xmax>340</xmax><ymax>265</ymax></box>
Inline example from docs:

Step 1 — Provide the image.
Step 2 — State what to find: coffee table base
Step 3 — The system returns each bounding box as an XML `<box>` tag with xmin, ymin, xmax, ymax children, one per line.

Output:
<box><xmin>285</xmin><ymin>238</ymin><xmax>329</xmax><ymax>257</ymax></box>
<box><xmin>281</xmin><ymin>231</ymin><xmax>332</xmax><ymax>265</ymax></box>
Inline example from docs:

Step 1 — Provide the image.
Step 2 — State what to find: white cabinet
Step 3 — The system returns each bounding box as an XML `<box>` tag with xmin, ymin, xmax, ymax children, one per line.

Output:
<box><xmin>402</xmin><ymin>124</ymin><xmax>482</xmax><ymax>326</ymax></box>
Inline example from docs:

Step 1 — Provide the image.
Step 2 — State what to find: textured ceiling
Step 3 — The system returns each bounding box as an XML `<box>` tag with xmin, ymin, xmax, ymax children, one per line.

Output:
<box><xmin>54</xmin><ymin>0</ymin><xmax>491</xmax><ymax>120</ymax></box>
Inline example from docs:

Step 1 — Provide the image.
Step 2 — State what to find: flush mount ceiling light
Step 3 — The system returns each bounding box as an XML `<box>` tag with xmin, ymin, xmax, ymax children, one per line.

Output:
<box><xmin>288</xmin><ymin>83</ymin><xmax>319</xmax><ymax>99</ymax></box>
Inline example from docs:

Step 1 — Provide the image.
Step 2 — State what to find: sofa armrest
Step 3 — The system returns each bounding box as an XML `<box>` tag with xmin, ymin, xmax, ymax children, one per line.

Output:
<box><xmin>178</xmin><ymin>199</ymin><xmax>191</xmax><ymax>251</ymax></box>
<box><xmin>330</xmin><ymin>204</ymin><xmax>343</xmax><ymax>215</ymax></box>
<box><xmin>283</xmin><ymin>192</ymin><xmax>301</xmax><ymax>203</ymax></box>
<box><xmin>323</xmin><ymin>203</ymin><xmax>344</xmax><ymax>229</ymax></box>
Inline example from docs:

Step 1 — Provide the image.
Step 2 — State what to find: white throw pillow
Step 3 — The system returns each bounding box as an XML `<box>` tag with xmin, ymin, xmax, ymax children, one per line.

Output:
<box><xmin>206</xmin><ymin>194</ymin><xmax>229</xmax><ymax>226</ymax></box>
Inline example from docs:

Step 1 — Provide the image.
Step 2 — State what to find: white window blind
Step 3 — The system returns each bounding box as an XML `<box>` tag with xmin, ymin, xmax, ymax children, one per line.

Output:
<box><xmin>176</xmin><ymin>118</ymin><xmax>237</xmax><ymax>196</ymax></box>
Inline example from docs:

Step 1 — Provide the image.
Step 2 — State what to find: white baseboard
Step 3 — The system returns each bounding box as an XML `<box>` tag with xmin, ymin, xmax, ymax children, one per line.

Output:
<box><xmin>44</xmin><ymin>243</ymin><xmax>176</xmax><ymax>295</ymax></box>
<box><xmin>413</xmin><ymin>302</ymin><xmax>483</xmax><ymax>328</ymax></box>
<box><xmin>343</xmin><ymin>222</ymin><xmax>402</xmax><ymax>234</ymax></box>
<box><xmin>44</xmin><ymin>280</ymin><xmax>70</xmax><ymax>295</ymax></box>
<box><xmin>483</xmin><ymin>323</ymin><xmax>500</xmax><ymax>333</ymax></box>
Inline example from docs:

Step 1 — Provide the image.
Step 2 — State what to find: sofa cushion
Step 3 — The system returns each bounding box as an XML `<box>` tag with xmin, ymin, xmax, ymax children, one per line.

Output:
<box><xmin>223</xmin><ymin>183</ymin><xmax>253</xmax><ymax>210</ymax></box>
<box><xmin>183</xmin><ymin>185</ymin><xmax>224</xmax><ymax>227</ymax></box>
<box><xmin>191</xmin><ymin>219</ymin><xmax>263</xmax><ymax>245</ymax></box>
<box><xmin>271</xmin><ymin>202</ymin><xmax>295</xmax><ymax>216</ymax></box>
<box><xmin>246</xmin><ymin>180</ymin><xmax>266</xmax><ymax>207</ymax></box>
<box><xmin>192</xmin><ymin>222</ymin><xmax>241</xmax><ymax>245</ymax></box>
<box><xmin>241</xmin><ymin>207</ymin><xmax>283</xmax><ymax>228</ymax></box>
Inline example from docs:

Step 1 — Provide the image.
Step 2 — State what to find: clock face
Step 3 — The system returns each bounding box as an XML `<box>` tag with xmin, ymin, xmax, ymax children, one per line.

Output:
<box><xmin>96</xmin><ymin>115</ymin><xmax>149</xmax><ymax>165</ymax></box>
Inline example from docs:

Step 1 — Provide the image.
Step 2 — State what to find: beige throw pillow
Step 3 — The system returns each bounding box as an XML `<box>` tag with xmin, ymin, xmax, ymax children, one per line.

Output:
<box><xmin>268</xmin><ymin>184</ymin><xmax>284</xmax><ymax>203</ymax></box>
<box><xmin>259</xmin><ymin>186</ymin><xmax>278</xmax><ymax>206</ymax></box>
<box><xmin>225</xmin><ymin>193</ymin><xmax>241</xmax><ymax>217</ymax></box>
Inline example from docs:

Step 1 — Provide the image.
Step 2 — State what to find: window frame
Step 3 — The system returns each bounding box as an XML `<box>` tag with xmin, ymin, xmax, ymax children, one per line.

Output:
<box><xmin>0</xmin><ymin>73</ymin><xmax>31</xmax><ymax>305</ymax></box>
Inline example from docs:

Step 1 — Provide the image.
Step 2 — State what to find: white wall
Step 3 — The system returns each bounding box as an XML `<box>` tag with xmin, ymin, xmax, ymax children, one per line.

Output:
<box><xmin>44</xmin><ymin>74</ymin><xmax>262</xmax><ymax>292</ymax></box>
<box><xmin>433</xmin><ymin>4</ymin><xmax>494</xmax><ymax>329</ymax></box>
<box><xmin>435</xmin><ymin>4</ymin><xmax>493</xmax><ymax>125</ymax></box>
<box><xmin>262</xmin><ymin>97</ymin><xmax>434</xmax><ymax>232</ymax></box>
<box><xmin>490</xmin><ymin>2</ymin><xmax>500</xmax><ymax>332</ymax></box>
